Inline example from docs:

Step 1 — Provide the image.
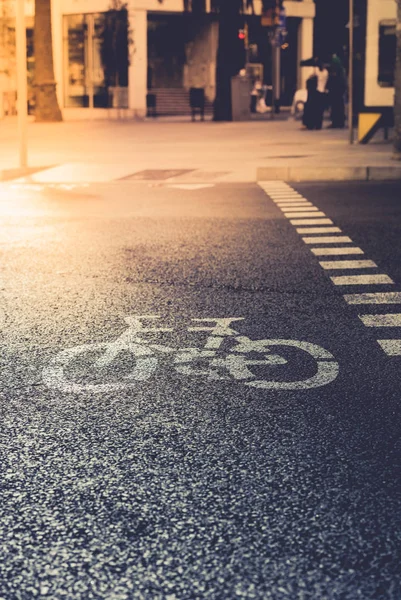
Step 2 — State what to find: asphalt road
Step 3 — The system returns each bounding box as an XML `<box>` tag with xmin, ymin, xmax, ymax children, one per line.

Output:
<box><xmin>1</xmin><ymin>179</ymin><xmax>401</xmax><ymax>599</ymax></box>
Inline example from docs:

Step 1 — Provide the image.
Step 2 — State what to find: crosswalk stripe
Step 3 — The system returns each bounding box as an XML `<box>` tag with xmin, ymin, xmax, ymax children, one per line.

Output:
<box><xmin>344</xmin><ymin>292</ymin><xmax>401</xmax><ymax>304</ymax></box>
<box><xmin>377</xmin><ymin>340</ymin><xmax>401</xmax><ymax>356</ymax></box>
<box><xmin>297</xmin><ymin>227</ymin><xmax>342</xmax><ymax>234</ymax></box>
<box><xmin>319</xmin><ymin>260</ymin><xmax>377</xmax><ymax>270</ymax></box>
<box><xmin>359</xmin><ymin>314</ymin><xmax>401</xmax><ymax>327</ymax></box>
<box><xmin>311</xmin><ymin>247</ymin><xmax>364</xmax><ymax>255</ymax></box>
<box><xmin>303</xmin><ymin>236</ymin><xmax>352</xmax><ymax>244</ymax></box>
<box><xmin>291</xmin><ymin>219</ymin><xmax>334</xmax><ymax>225</ymax></box>
<box><xmin>330</xmin><ymin>274</ymin><xmax>394</xmax><ymax>285</ymax></box>
<box><xmin>284</xmin><ymin>211</ymin><xmax>326</xmax><ymax>218</ymax></box>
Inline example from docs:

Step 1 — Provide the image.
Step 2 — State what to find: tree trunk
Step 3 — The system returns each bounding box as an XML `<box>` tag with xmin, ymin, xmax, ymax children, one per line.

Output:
<box><xmin>34</xmin><ymin>0</ymin><xmax>62</xmax><ymax>121</ymax></box>
<box><xmin>394</xmin><ymin>0</ymin><xmax>401</xmax><ymax>158</ymax></box>
<box><xmin>213</xmin><ymin>0</ymin><xmax>242</xmax><ymax>121</ymax></box>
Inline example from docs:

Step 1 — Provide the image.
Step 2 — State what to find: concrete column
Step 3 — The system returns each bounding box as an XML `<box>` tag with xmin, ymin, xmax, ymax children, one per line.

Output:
<box><xmin>297</xmin><ymin>16</ymin><xmax>314</xmax><ymax>89</ymax></box>
<box><xmin>128</xmin><ymin>8</ymin><xmax>147</xmax><ymax>119</ymax></box>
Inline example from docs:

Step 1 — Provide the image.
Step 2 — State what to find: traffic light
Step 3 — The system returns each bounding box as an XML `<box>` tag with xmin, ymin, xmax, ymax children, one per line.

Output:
<box><xmin>238</xmin><ymin>23</ymin><xmax>249</xmax><ymax>47</ymax></box>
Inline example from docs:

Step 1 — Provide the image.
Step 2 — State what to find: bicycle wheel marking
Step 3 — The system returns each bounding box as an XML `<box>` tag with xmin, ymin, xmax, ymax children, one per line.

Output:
<box><xmin>43</xmin><ymin>316</ymin><xmax>339</xmax><ymax>394</ymax></box>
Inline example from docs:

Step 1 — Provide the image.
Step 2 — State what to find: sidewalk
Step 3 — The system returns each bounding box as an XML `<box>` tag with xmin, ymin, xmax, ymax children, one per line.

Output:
<box><xmin>1</xmin><ymin>115</ymin><xmax>400</xmax><ymax>183</ymax></box>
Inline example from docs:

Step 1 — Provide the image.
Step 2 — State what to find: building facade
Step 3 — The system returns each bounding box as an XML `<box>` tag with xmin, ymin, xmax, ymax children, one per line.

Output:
<box><xmin>1</xmin><ymin>0</ymin><xmax>316</xmax><ymax>119</ymax></box>
<box><xmin>364</xmin><ymin>0</ymin><xmax>396</xmax><ymax>111</ymax></box>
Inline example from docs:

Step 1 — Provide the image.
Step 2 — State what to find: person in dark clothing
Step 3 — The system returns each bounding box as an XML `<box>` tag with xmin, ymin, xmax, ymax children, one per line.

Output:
<box><xmin>302</xmin><ymin>59</ymin><xmax>329</xmax><ymax>130</ymax></box>
<box><xmin>327</xmin><ymin>56</ymin><xmax>347</xmax><ymax>128</ymax></box>
<box><xmin>302</xmin><ymin>73</ymin><xmax>318</xmax><ymax>130</ymax></box>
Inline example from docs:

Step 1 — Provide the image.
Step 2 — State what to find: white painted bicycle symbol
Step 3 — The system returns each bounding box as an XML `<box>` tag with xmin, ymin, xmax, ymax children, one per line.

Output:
<box><xmin>43</xmin><ymin>316</ymin><xmax>339</xmax><ymax>393</ymax></box>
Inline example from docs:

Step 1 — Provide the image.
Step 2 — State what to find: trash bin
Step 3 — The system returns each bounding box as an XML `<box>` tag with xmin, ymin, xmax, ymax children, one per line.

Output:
<box><xmin>189</xmin><ymin>88</ymin><xmax>205</xmax><ymax>121</ymax></box>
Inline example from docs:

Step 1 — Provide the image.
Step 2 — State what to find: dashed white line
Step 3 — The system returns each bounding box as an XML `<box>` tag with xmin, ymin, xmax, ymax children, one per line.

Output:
<box><xmin>330</xmin><ymin>274</ymin><xmax>394</xmax><ymax>286</ymax></box>
<box><xmin>359</xmin><ymin>314</ymin><xmax>401</xmax><ymax>327</ymax></box>
<box><xmin>297</xmin><ymin>227</ymin><xmax>342</xmax><ymax>234</ymax></box>
<box><xmin>319</xmin><ymin>260</ymin><xmax>377</xmax><ymax>270</ymax></box>
<box><xmin>260</xmin><ymin>180</ymin><xmax>401</xmax><ymax>360</ymax></box>
<box><xmin>377</xmin><ymin>340</ymin><xmax>401</xmax><ymax>356</ymax></box>
<box><xmin>303</xmin><ymin>236</ymin><xmax>352</xmax><ymax>244</ymax></box>
<box><xmin>291</xmin><ymin>219</ymin><xmax>334</xmax><ymax>226</ymax></box>
<box><xmin>311</xmin><ymin>247</ymin><xmax>364</xmax><ymax>255</ymax></box>
<box><xmin>344</xmin><ymin>292</ymin><xmax>401</xmax><ymax>304</ymax></box>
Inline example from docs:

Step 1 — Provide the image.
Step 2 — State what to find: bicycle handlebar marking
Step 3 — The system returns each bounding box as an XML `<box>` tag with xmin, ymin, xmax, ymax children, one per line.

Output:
<box><xmin>42</xmin><ymin>316</ymin><xmax>339</xmax><ymax>394</ymax></box>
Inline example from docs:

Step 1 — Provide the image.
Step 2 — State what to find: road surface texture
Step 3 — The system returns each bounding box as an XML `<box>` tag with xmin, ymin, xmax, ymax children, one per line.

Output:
<box><xmin>1</xmin><ymin>179</ymin><xmax>401</xmax><ymax>599</ymax></box>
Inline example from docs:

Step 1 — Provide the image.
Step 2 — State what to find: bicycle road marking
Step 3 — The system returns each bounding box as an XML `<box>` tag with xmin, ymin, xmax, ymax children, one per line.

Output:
<box><xmin>42</xmin><ymin>316</ymin><xmax>339</xmax><ymax>394</ymax></box>
<box><xmin>259</xmin><ymin>180</ymin><xmax>401</xmax><ymax>357</ymax></box>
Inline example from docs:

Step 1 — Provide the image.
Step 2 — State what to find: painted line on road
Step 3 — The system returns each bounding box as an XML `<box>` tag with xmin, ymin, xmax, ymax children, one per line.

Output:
<box><xmin>377</xmin><ymin>340</ymin><xmax>401</xmax><ymax>356</ymax></box>
<box><xmin>285</xmin><ymin>211</ymin><xmax>327</xmax><ymax>218</ymax></box>
<box><xmin>270</xmin><ymin>194</ymin><xmax>305</xmax><ymax>199</ymax></box>
<box><xmin>276</xmin><ymin>202</ymin><xmax>313</xmax><ymax>206</ymax></box>
<box><xmin>280</xmin><ymin>207</ymin><xmax>319</xmax><ymax>213</ymax></box>
<box><xmin>303</xmin><ymin>236</ymin><xmax>353</xmax><ymax>244</ymax></box>
<box><xmin>319</xmin><ymin>260</ymin><xmax>377</xmax><ymax>270</ymax></box>
<box><xmin>344</xmin><ymin>292</ymin><xmax>401</xmax><ymax>304</ymax></box>
<box><xmin>290</xmin><ymin>219</ymin><xmax>334</xmax><ymax>226</ymax></box>
<box><xmin>311</xmin><ymin>247</ymin><xmax>364</xmax><ymax>255</ymax></box>
<box><xmin>297</xmin><ymin>227</ymin><xmax>342</xmax><ymax>234</ymax></box>
<box><xmin>359</xmin><ymin>314</ymin><xmax>401</xmax><ymax>327</ymax></box>
<box><xmin>330</xmin><ymin>274</ymin><xmax>394</xmax><ymax>286</ymax></box>
<box><xmin>259</xmin><ymin>180</ymin><xmax>401</xmax><ymax>358</ymax></box>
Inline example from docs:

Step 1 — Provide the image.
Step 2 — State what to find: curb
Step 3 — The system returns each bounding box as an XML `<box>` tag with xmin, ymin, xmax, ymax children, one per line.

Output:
<box><xmin>0</xmin><ymin>166</ymin><xmax>53</xmax><ymax>182</ymax></box>
<box><xmin>256</xmin><ymin>166</ymin><xmax>401</xmax><ymax>182</ymax></box>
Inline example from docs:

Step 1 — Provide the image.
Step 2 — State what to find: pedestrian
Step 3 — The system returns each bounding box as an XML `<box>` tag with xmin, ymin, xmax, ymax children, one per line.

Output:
<box><xmin>250</xmin><ymin>77</ymin><xmax>261</xmax><ymax>113</ymax></box>
<box><xmin>327</xmin><ymin>55</ymin><xmax>346</xmax><ymax>128</ymax></box>
<box><xmin>302</xmin><ymin>59</ymin><xmax>329</xmax><ymax>130</ymax></box>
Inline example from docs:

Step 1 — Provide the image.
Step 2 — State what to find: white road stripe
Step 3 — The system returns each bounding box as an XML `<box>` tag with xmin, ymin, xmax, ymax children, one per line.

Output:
<box><xmin>281</xmin><ymin>207</ymin><xmax>319</xmax><ymax>213</ymax></box>
<box><xmin>272</xmin><ymin>197</ymin><xmax>306</xmax><ymax>202</ymax></box>
<box><xmin>291</xmin><ymin>219</ymin><xmax>334</xmax><ymax>225</ymax></box>
<box><xmin>344</xmin><ymin>292</ymin><xmax>401</xmax><ymax>304</ymax></box>
<box><xmin>275</xmin><ymin>201</ymin><xmax>312</xmax><ymax>206</ymax></box>
<box><xmin>377</xmin><ymin>340</ymin><xmax>401</xmax><ymax>356</ymax></box>
<box><xmin>303</xmin><ymin>236</ymin><xmax>352</xmax><ymax>244</ymax></box>
<box><xmin>319</xmin><ymin>260</ymin><xmax>377</xmax><ymax>270</ymax></box>
<box><xmin>270</xmin><ymin>194</ymin><xmax>303</xmax><ymax>198</ymax></box>
<box><xmin>359</xmin><ymin>314</ymin><xmax>401</xmax><ymax>327</ymax></box>
<box><xmin>284</xmin><ymin>211</ymin><xmax>326</xmax><ymax>218</ymax></box>
<box><xmin>330</xmin><ymin>274</ymin><xmax>394</xmax><ymax>286</ymax></box>
<box><xmin>297</xmin><ymin>227</ymin><xmax>342</xmax><ymax>234</ymax></box>
<box><xmin>311</xmin><ymin>247</ymin><xmax>364</xmax><ymax>255</ymax></box>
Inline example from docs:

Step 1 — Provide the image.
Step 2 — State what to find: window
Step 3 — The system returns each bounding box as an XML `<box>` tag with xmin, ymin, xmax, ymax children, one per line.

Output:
<box><xmin>63</xmin><ymin>12</ymin><xmax>128</xmax><ymax>108</ymax></box>
<box><xmin>378</xmin><ymin>20</ymin><xmax>396</xmax><ymax>88</ymax></box>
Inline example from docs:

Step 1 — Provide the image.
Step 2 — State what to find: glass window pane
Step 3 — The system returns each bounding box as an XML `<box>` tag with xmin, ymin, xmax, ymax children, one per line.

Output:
<box><xmin>378</xmin><ymin>20</ymin><xmax>396</xmax><ymax>88</ymax></box>
<box><xmin>64</xmin><ymin>14</ymin><xmax>89</xmax><ymax>107</ymax></box>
